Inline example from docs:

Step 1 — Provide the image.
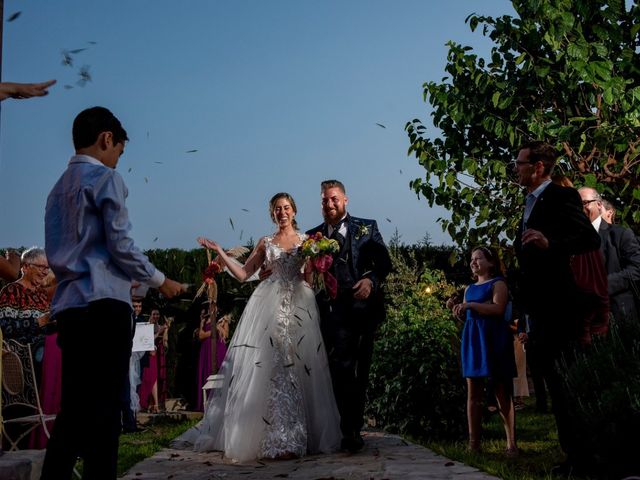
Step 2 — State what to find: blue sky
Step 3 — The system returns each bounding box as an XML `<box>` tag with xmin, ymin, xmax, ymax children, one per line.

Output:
<box><xmin>1</xmin><ymin>0</ymin><xmax>514</xmax><ymax>252</ymax></box>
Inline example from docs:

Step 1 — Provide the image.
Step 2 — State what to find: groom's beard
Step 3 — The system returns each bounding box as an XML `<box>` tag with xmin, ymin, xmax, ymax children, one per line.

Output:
<box><xmin>322</xmin><ymin>208</ymin><xmax>347</xmax><ymax>226</ymax></box>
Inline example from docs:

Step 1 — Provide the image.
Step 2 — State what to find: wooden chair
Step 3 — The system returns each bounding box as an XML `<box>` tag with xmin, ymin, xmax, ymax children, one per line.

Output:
<box><xmin>1</xmin><ymin>339</ymin><xmax>56</xmax><ymax>450</ymax></box>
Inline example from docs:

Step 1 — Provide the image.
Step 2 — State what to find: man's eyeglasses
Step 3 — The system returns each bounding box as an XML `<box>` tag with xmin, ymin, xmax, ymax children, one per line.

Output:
<box><xmin>582</xmin><ymin>199</ymin><xmax>598</xmax><ymax>206</ymax></box>
<box><xmin>26</xmin><ymin>263</ymin><xmax>50</xmax><ymax>272</ymax></box>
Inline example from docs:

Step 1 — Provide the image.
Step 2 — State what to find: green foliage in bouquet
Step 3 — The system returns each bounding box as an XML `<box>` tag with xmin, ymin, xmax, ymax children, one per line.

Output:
<box><xmin>367</xmin><ymin>245</ymin><xmax>466</xmax><ymax>440</ymax></box>
<box><xmin>560</xmin><ymin>318</ymin><xmax>640</xmax><ymax>478</ymax></box>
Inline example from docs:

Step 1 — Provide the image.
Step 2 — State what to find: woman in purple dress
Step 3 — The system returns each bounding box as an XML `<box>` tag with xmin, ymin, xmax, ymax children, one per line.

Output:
<box><xmin>196</xmin><ymin>305</ymin><xmax>229</xmax><ymax>411</ymax></box>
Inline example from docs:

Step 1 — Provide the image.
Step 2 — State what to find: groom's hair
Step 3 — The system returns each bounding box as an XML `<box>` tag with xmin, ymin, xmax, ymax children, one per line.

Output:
<box><xmin>320</xmin><ymin>179</ymin><xmax>346</xmax><ymax>194</ymax></box>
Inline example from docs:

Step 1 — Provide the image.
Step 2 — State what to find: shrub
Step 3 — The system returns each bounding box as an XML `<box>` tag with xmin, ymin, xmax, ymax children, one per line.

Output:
<box><xmin>367</xmin><ymin>244</ymin><xmax>466</xmax><ymax>440</ymax></box>
<box><xmin>560</xmin><ymin>318</ymin><xmax>640</xmax><ymax>478</ymax></box>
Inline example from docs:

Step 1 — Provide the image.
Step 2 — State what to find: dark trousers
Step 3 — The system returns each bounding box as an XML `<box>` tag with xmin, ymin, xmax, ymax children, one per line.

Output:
<box><xmin>525</xmin><ymin>334</ymin><xmax>548</xmax><ymax>411</ymax></box>
<box><xmin>120</xmin><ymin>374</ymin><xmax>137</xmax><ymax>432</ymax></box>
<box><xmin>318</xmin><ymin>293</ymin><xmax>377</xmax><ymax>437</ymax></box>
<box><xmin>41</xmin><ymin>299</ymin><xmax>133</xmax><ymax>480</ymax></box>
<box><xmin>531</xmin><ymin>315</ymin><xmax>582</xmax><ymax>465</ymax></box>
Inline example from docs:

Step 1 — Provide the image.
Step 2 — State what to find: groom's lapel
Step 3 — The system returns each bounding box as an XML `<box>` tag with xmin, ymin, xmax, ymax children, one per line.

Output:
<box><xmin>346</xmin><ymin>214</ymin><xmax>359</xmax><ymax>269</ymax></box>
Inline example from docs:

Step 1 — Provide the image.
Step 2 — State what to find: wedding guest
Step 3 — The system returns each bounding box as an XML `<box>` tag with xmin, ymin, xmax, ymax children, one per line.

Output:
<box><xmin>600</xmin><ymin>199</ymin><xmax>616</xmax><ymax>224</ymax></box>
<box><xmin>121</xmin><ymin>298</ymin><xmax>144</xmax><ymax>434</ymax></box>
<box><xmin>0</xmin><ymin>247</ymin><xmax>56</xmax><ymax>448</ymax></box>
<box><xmin>195</xmin><ymin>303</ymin><xmax>229</xmax><ymax>411</ymax></box>
<box><xmin>579</xmin><ymin>187</ymin><xmax>640</xmax><ymax>325</ymax></box>
<box><xmin>453</xmin><ymin>246</ymin><xmax>517</xmax><ymax>455</ymax></box>
<box><xmin>41</xmin><ymin>106</ymin><xmax>184</xmax><ymax>480</ymax></box>
<box><xmin>510</xmin><ymin>318</ymin><xmax>529</xmax><ymax>410</ymax></box>
<box><xmin>156</xmin><ymin>313</ymin><xmax>171</xmax><ymax>411</ymax></box>
<box><xmin>33</xmin><ymin>269</ymin><xmax>61</xmax><ymax>449</ymax></box>
<box><xmin>139</xmin><ymin>308</ymin><xmax>161</xmax><ymax>413</ymax></box>
<box><xmin>0</xmin><ymin>249</ymin><xmax>21</xmax><ymax>281</ymax></box>
<box><xmin>514</xmin><ymin>141</ymin><xmax>601</xmax><ymax>475</ymax></box>
<box><xmin>0</xmin><ymin>79</ymin><xmax>55</xmax><ymax>101</ymax></box>
<box><xmin>551</xmin><ymin>179</ymin><xmax>609</xmax><ymax>345</ymax></box>
<box><xmin>0</xmin><ymin>247</ymin><xmax>52</xmax><ymax>378</ymax></box>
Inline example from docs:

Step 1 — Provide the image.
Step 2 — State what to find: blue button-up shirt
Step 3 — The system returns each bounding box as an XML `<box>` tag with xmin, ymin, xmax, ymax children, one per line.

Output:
<box><xmin>45</xmin><ymin>155</ymin><xmax>165</xmax><ymax>316</ymax></box>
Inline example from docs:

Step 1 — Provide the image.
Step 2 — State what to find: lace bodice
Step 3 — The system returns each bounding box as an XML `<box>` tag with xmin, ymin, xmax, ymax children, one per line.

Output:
<box><xmin>263</xmin><ymin>234</ymin><xmax>306</xmax><ymax>283</ymax></box>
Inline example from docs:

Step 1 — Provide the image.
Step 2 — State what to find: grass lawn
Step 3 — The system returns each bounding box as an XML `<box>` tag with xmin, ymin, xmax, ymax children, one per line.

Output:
<box><xmin>116</xmin><ymin>416</ymin><xmax>199</xmax><ymax>477</ymax></box>
<box><xmin>416</xmin><ymin>398</ymin><xmax>568</xmax><ymax>480</ymax></box>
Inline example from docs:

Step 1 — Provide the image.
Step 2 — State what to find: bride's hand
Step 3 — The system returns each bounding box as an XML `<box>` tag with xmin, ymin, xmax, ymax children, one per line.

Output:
<box><xmin>197</xmin><ymin>237</ymin><xmax>221</xmax><ymax>253</ymax></box>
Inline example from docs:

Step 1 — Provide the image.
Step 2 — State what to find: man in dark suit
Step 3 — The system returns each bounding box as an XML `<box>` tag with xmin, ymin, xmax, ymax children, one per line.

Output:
<box><xmin>307</xmin><ymin>179</ymin><xmax>391</xmax><ymax>453</ymax></box>
<box><xmin>514</xmin><ymin>142</ymin><xmax>601</xmax><ymax>475</ymax></box>
<box><xmin>579</xmin><ymin>187</ymin><xmax>640</xmax><ymax>324</ymax></box>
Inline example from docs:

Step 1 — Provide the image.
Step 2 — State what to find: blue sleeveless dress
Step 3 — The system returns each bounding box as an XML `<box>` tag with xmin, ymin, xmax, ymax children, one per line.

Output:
<box><xmin>461</xmin><ymin>277</ymin><xmax>516</xmax><ymax>379</ymax></box>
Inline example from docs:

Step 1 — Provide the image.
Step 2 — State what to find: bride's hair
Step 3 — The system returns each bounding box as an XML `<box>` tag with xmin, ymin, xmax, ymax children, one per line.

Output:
<box><xmin>269</xmin><ymin>192</ymin><xmax>298</xmax><ymax>230</ymax></box>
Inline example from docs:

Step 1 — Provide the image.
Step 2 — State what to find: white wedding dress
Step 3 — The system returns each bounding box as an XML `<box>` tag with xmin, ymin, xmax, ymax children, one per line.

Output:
<box><xmin>174</xmin><ymin>234</ymin><xmax>341</xmax><ymax>462</ymax></box>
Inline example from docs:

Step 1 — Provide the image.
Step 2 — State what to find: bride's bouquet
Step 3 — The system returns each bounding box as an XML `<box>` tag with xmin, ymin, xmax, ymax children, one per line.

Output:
<box><xmin>300</xmin><ymin>232</ymin><xmax>340</xmax><ymax>298</ymax></box>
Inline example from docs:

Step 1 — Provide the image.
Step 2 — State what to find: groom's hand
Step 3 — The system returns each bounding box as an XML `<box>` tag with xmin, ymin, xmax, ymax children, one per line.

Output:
<box><xmin>353</xmin><ymin>278</ymin><xmax>373</xmax><ymax>300</ymax></box>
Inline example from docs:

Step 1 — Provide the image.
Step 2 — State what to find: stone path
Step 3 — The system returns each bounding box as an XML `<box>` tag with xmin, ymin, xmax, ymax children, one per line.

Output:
<box><xmin>120</xmin><ymin>430</ymin><xmax>499</xmax><ymax>480</ymax></box>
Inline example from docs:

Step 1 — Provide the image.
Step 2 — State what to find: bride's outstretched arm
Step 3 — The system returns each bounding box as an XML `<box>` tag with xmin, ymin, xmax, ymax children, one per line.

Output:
<box><xmin>197</xmin><ymin>236</ymin><xmax>266</xmax><ymax>282</ymax></box>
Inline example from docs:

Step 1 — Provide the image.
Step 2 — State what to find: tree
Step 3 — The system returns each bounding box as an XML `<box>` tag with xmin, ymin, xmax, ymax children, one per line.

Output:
<box><xmin>406</xmin><ymin>0</ymin><xmax>640</xmax><ymax>251</ymax></box>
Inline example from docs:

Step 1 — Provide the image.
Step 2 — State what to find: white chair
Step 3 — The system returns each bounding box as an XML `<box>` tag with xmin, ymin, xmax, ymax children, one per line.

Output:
<box><xmin>202</xmin><ymin>374</ymin><xmax>224</xmax><ymax>411</ymax></box>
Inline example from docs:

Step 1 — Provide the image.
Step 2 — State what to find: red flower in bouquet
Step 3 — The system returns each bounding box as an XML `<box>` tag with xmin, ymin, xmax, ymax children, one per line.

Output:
<box><xmin>301</xmin><ymin>232</ymin><xmax>340</xmax><ymax>298</ymax></box>
<box><xmin>203</xmin><ymin>260</ymin><xmax>222</xmax><ymax>285</ymax></box>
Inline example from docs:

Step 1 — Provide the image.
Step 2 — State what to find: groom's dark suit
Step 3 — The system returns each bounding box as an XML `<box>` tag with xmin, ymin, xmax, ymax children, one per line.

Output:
<box><xmin>307</xmin><ymin>214</ymin><xmax>391</xmax><ymax>444</ymax></box>
<box><xmin>515</xmin><ymin>182</ymin><xmax>600</xmax><ymax>465</ymax></box>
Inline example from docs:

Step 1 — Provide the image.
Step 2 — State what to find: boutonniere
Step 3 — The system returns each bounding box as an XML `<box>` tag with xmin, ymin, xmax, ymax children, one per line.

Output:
<box><xmin>355</xmin><ymin>224</ymin><xmax>370</xmax><ymax>240</ymax></box>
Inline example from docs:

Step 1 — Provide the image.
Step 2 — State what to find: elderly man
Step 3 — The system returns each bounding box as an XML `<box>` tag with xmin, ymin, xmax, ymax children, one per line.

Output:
<box><xmin>513</xmin><ymin>141</ymin><xmax>601</xmax><ymax>475</ymax></box>
<box><xmin>579</xmin><ymin>187</ymin><xmax>640</xmax><ymax>324</ymax></box>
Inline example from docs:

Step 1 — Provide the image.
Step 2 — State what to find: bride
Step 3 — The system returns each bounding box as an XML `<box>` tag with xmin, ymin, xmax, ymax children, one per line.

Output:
<box><xmin>175</xmin><ymin>192</ymin><xmax>341</xmax><ymax>462</ymax></box>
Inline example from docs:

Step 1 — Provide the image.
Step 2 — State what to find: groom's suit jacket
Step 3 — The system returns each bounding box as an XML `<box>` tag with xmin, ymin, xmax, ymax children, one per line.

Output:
<box><xmin>307</xmin><ymin>214</ymin><xmax>391</xmax><ymax>324</ymax></box>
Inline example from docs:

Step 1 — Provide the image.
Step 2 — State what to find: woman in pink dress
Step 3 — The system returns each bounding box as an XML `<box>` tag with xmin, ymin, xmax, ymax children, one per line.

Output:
<box><xmin>139</xmin><ymin>309</ymin><xmax>161</xmax><ymax>412</ymax></box>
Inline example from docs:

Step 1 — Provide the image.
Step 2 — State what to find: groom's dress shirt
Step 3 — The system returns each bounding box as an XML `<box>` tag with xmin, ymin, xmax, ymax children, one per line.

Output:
<box><xmin>45</xmin><ymin>154</ymin><xmax>165</xmax><ymax>316</ymax></box>
<box><xmin>327</xmin><ymin>216</ymin><xmax>348</xmax><ymax>238</ymax></box>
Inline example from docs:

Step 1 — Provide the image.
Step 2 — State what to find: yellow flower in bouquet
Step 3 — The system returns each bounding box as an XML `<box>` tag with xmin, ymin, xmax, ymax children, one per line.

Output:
<box><xmin>301</xmin><ymin>232</ymin><xmax>340</xmax><ymax>257</ymax></box>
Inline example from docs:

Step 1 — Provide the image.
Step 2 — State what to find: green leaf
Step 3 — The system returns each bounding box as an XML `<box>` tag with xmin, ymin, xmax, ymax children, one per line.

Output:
<box><xmin>491</xmin><ymin>91</ymin><xmax>500</xmax><ymax>108</ymax></box>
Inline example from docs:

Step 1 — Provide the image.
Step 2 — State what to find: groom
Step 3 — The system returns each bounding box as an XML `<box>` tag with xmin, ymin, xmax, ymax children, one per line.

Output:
<box><xmin>307</xmin><ymin>179</ymin><xmax>391</xmax><ymax>453</ymax></box>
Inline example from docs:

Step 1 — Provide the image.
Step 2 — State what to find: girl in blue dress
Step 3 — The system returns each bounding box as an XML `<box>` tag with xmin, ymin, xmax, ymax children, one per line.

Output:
<box><xmin>453</xmin><ymin>246</ymin><xmax>517</xmax><ymax>455</ymax></box>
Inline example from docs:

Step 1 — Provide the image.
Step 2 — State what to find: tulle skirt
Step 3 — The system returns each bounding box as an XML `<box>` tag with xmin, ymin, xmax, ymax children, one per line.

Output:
<box><xmin>174</xmin><ymin>277</ymin><xmax>341</xmax><ymax>462</ymax></box>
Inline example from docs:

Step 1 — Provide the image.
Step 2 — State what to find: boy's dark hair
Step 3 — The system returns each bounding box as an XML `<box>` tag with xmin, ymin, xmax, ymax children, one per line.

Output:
<box><xmin>72</xmin><ymin>106</ymin><xmax>128</xmax><ymax>150</ymax></box>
